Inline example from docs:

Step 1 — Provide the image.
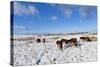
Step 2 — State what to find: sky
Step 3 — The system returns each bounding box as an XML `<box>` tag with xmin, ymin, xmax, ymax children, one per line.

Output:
<box><xmin>11</xmin><ymin>1</ymin><xmax>97</xmax><ymax>34</ymax></box>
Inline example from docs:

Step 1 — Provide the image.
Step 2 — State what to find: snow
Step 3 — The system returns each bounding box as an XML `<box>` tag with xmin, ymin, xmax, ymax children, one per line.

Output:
<box><xmin>12</xmin><ymin>34</ymin><xmax>97</xmax><ymax>66</ymax></box>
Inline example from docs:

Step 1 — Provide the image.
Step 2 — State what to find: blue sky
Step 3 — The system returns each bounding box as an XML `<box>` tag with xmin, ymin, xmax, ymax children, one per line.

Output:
<box><xmin>12</xmin><ymin>1</ymin><xmax>97</xmax><ymax>34</ymax></box>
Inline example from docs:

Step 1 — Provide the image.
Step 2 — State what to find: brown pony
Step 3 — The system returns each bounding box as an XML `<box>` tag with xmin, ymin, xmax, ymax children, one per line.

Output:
<box><xmin>56</xmin><ymin>40</ymin><xmax>63</xmax><ymax>50</ymax></box>
<box><xmin>36</xmin><ymin>38</ymin><xmax>41</xmax><ymax>43</ymax></box>
<box><xmin>64</xmin><ymin>38</ymin><xmax>77</xmax><ymax>47</ymax></box>
<box><xmin>80</xmin><ymin>36</ymin><xmax>91</xmax><ymax>42</ymax></box>
<box><xmin>43</xmin><ymin>38</ymin><xmax>46</xmax><ymax>43</ymax></box>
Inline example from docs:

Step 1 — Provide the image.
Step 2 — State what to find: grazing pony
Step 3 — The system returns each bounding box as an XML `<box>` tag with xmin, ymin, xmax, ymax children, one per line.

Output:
<box><xmin>36</xmin><ymin>38</ymin><xmax>41</xmax><ymax>43</ymax></box>
<box><xmin>69</xmin><ymin>38</ymin><xmax>77</xmax><ymax>47</ymax></box>
<box><xmin>80</xmin><ymin>36</ymin><xmax>91</xmax><ymax>42</ymax></box>
<box><xmin>64</xmin><ymin>38</ymin><xmax>77</xmax><ymax>47</ymax></box>
<box><xmin>43</xmin><ymin>38</ymin><xmax>46</xmax><ymax>43</ymax></box>
<box><xmin>89</xmin><ymin>36</ymin><xmax>97</xmax><ymax>41</ymax></box>
<box><xmin>56</xmin><ymin>38</ymin><xmax>77</xmax><ymax>49</ymax></box>
<box><xmin>61</xmin><ymin>39</ymin><xmax>67</xmax><ymax>43</ymax></box>
<box><xmin>56</xmin><ymin>40</ymin><xmax>63</xmax><ymax>50</ymax></box>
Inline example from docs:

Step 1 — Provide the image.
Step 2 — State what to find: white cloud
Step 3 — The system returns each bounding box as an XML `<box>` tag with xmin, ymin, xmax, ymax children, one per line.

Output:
<box><xmin>63</xmin><ymin>8</ymin><xmax>72</xmax><ymax>18</ymax></box>
<box><xmin>14</xmin><ymin>25</ymin><xmax>27</xmax><ymax>30</ymax></box>
<box><xmin>29</xmin><ymin>21</ymin><xmax>33</xmax><ymax>24</ymax></box>
<box><xmin>50</xmin><ymin>3</ymin><xmax>57</xmax><ymax>7</ymax></box>
<box><xmin>28</xmin><ymin>5</ymin><xmax>39</xmax><ymax>15</ymax></box>
<box><xmin>79</xmin><ymin>6</ymin><xmax>91</xmax><ymax>18</ymax></box>
<box><xmin>51</xmin><ymin>16</ymin><xmax>58</xmax><ymax>21</ymax></box>
<box><xmin>19</xmin><ymin>26</ymin><xmax>26</xmax><ymax>29</ymax></box>
<box><xmin>13</xmin><ymin>2</ymin><xmax>39</xmax><ymax>16</ymax></box>
<box><xmin>58</xmin><ymin>5</ymin><xmax>73</xmax><ymax>18</ymax></box>
<box><xmin>79</xmin><ymin>19</ymin><xmax>83</xmax><ymax>23</ymax></box>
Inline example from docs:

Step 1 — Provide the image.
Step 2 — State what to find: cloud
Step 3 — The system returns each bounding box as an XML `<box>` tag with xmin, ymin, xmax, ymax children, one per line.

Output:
<box><xmin>14</xmin><ymin>25</ymin><xmax>30</xmax><ymax>34</ymax></box>
<box><xmin>14</xmin><ymin>25</ymin><xmax>28</xmax><ymax>30</ymax></box>
<box><xmin>50</xmin><ymin>4</ymin><xmax>73</xmax><ymax>18</ymax></box>
<box><xmin>79</xmin><ymin>19</ymin><xmax>83</xmax><ymax>23</ymax></box>
<box><xmin>58</xmin><ymin>5</ymin><xmax>73</xmax><ymax>18</ymax></box>
<box><xmin>50</xmin><ymin>3</ymin><xmax>57</xmax><ymax>7</ymax></box>
<box><xmin>63</xmin><ymin>9</ymin><xmax>72</xmax><ymax>18</ymax></box>
<box><xmin>79</xmin><ymin>6</ymin><xmax>92</xmax><ymax>18</ymax></box>
<box><xmin>51</xmin><ymin>16</ymin><xmax>58</xmax><ymax>21</ymax></box>
<box><xmin>13</xmin><ymin>2</ymin><xmax>39</xmax><ymax>16</ymax></box>
<box><xmin>29</xmin><ymin>21</ymin><xmax>33</xmax><ymax>24</ymax></box>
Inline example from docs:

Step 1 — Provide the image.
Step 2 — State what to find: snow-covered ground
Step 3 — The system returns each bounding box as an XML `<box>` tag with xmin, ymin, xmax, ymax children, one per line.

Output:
<box><xmin>12</xmin><ymin>34</ymin><xmax>98</xmax><ymax>66</ymax></box>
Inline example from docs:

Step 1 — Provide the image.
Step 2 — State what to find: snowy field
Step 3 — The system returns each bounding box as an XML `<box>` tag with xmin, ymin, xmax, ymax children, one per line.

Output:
<box><xmin>11</xmin><ymin>33</ymin><xmax>98</xmax><ymax>66</ymax></box>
